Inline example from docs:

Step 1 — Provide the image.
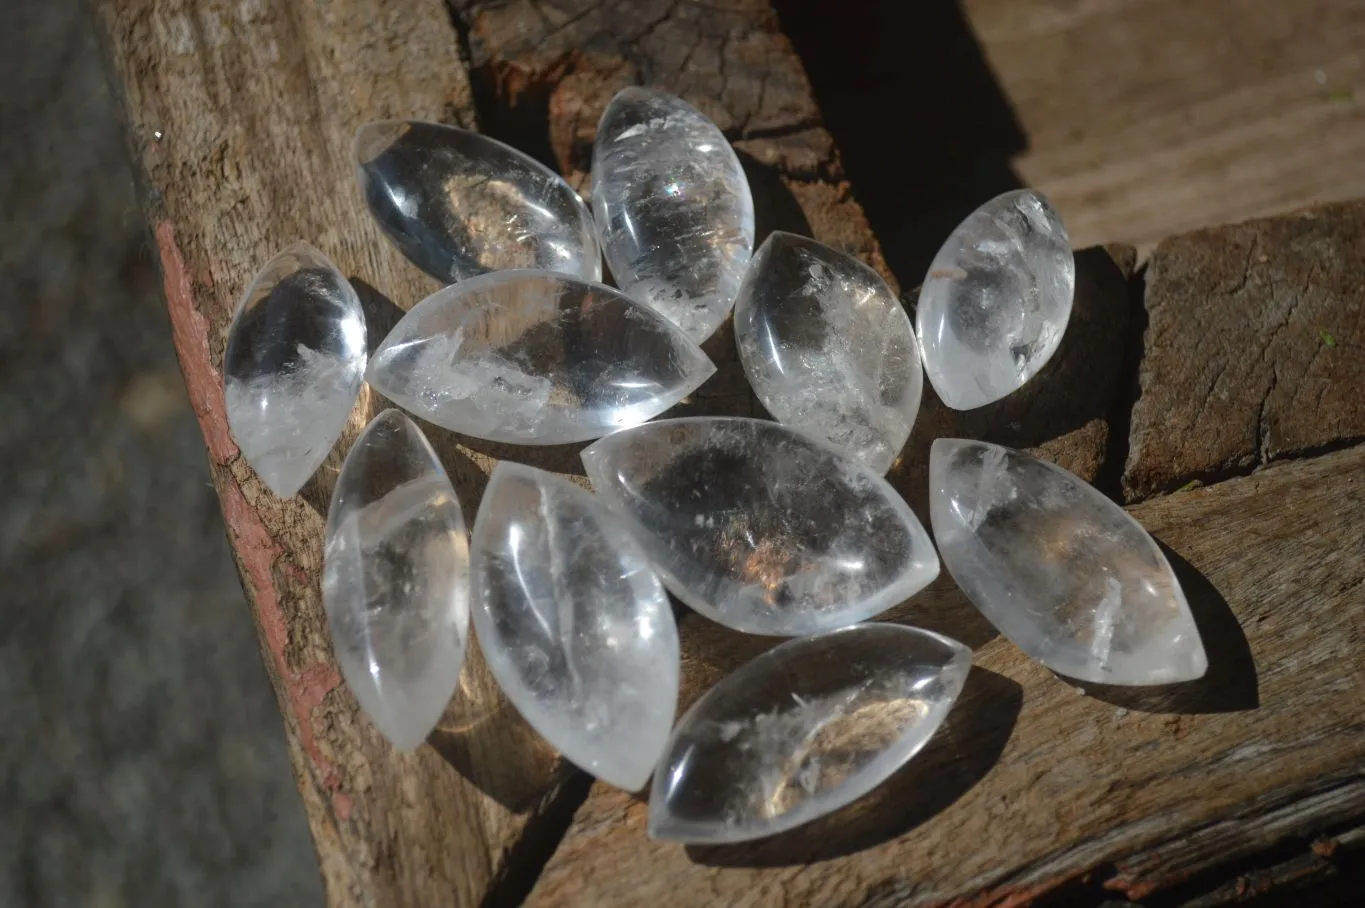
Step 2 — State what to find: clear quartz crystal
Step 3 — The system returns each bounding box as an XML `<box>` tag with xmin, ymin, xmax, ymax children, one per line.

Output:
<box><xmin>929</xmin><ymin>439</ymin><xmax>1207</xmax><ymax>685</ymax></box>
<box><xmin>650</xmin><ymin>623</ymin><xmax>971</xmax><ymax>843</ymax></box>
<box><xmin>367</xmin><ymin>269</ymin><xmax>715</xmax><ymax>444</ymax></box>
<box><xmin>582</xmin><ymin>417</ymin><xmax>940</xmax><ymax>636</ymax></box>
<box><xmin>354</xmin><ymin>120</ymin><xmax>600</xmax><ymax>284</ymax></box>
<box><xmin>916</xmin><ymin>189</ymin><xmax>1074</xmax><ymax>410</ymax></box>
<box><xmin>734</xmin><ymin>231</ymin><xmax>922</xmax><ymax>473</ymax></box>
<box><xmin>224</xmin><ymin>241</ymin><xmax>366</xmax><ymax>498</ymax></box>
<box><xmin>322</xmin><ymin>410</ymin><xmax>471</xmax><ymax>751</ymax></box>
<box><xmin>471</xmin><ymin>463</ymin><xmax>679</xmax><ymax>791</ymax></box>
<box><xmin>592</xmin><ymin>88</ymin><xmax>755</xmax><ymax>343</ymax></box>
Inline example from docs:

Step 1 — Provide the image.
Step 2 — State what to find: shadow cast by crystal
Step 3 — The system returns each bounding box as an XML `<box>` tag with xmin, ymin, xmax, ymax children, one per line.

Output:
<box><xmin>1082</xmin><ymin>543</ymin><xmax>1259</xmax><ymax>715</ymax></box>
<box><xmin>685</xmin><ymin>666</ymin><xmax>1021</xmax><ymax>867</ymax></box>
<box><xmin>736</xmin><ymin>149</ymin><xmax>813</xmax><ymax>248</ymax></box>
<box><xmin>349</xmin><ymin>276</ymin><xmax>410</xmax><ymax>356</ymax></box>
<box><xmin>881</xmin><ymin>575</ymin><xmax>1001</xmax><ymax>651</ymax></box>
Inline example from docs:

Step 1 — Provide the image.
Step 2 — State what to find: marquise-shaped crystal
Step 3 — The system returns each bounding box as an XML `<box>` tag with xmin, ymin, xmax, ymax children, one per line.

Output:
<box><xmin>322</xmin><ymin>410</ymin><xmax>471</xmax><ymax>751</ymax></box>
<box><xmin>471</xmin><ymin>463</ymin><xmax>679</xmax><ymax>790</ymax></box>
<box><xmin>354</xmin><ymin>120</ymin><xmax>600</xmax><ymax>284</ymax></box>
<box><xmin>224</xmin><ymin>241</ymin><xmax>367</xmax><ymax>497</ymax></box>
<box><xmin>582</xmin><ymin>417</ymin><xmax>939</xmax><ymax>635</ymax></box>
<box><xmin>929</xmin><ymin>439</ymin><xmax>1207</xmax><ymax>685</ymax></box>
<box><xmin>592</xmin><ymin>88</ymin><xmax>755</xmax><ymax>343</ymax></box>
<box><xmin>650</xmin><ymin>622</ymin><xmax>970</xmax><ymax>843</ymax></box>
<box><xmin>734</xmin><ymin>231</ymin><xmax>922</xmax><ymax>473</ymax></box>
<box><xmin>368</xmin><ymin>270</ymin><xmax>715</xmax><ymax>444</ymax></box>
<box><xmin>916</xmin><ymin>190</ymin><xmax>1074</xmax><ymax>410</ymax></box>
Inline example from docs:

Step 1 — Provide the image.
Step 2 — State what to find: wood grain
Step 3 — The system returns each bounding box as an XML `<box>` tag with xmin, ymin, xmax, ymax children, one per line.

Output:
<box><xmin>91</xmin><ymin>2</ymin><xmax>570</xmax><ymax>905</ymax></box>
<box><xmin>528</xmin><ymin>444</ymin><xmax>1365</xmax><ymax>907</ymax></box>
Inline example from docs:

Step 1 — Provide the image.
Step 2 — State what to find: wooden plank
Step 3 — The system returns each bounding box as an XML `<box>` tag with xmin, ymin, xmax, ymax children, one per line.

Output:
<box><xmin>1123</xmin><ymin>200</ymin><xmax>1365</xmax><ymax>501</ymax></box>
<box><xmin>528</xmin><ymin>442</ymin><xmax>1365</xmax><ymax>906</ymax></box>
<box><xmin>91</xmin><ymin>2</ymin><xmax>570</xmax><ymax>905</ymax></box>
<box><xmin>964</xmin><ymin>0</ymin><xmax>1365</xmax><ymax>250</ymax></box>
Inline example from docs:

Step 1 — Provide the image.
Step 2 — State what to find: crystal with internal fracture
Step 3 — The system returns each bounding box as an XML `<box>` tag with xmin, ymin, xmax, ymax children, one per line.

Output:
<box><xmin>916</xmin><ymin>190</ymin><xmax>1074</xmax><ymax>410</ymax></box>
<box><xmin>650</xmin><ymin>622</ymin><xmax>970</xmax><ymax>843</ymax></box>
<box><xmin>322</xmin><ymin>410</ymin><xmax>471</xmax><ymax>751</ymax></box>
<box><xmin>592</xmin><ymin>88</ymin><xmax>754</xmax><ymax>342</ymax></box>
<box><xmin>224</xmin><ymin>241</ymin><xmax>366</xmax><ymax>498</ymax></box>
<box><xmin>471</xmin><ymin>463</ymin><xmax>679</xmax><ymax>791</ymax></box>
<box><xmin>354</xmin><ymin>120</ymin><xmax>600</xmax><ymax>284</ymax></box>
<box><xmin>734</xmin><ymin>231</ymin><xmax>922</xmax><ymax>473</ymax></box>
<box><xmin>582</xmin><ymin>417</ymin><xmax>940</xmax><ymax>635</ymax></box>
<box><xmin>367</xmin><ymin>270</ymin><xmax>715</xmax><ymax>444</ymax></box>
<box><xmin>929</xmin><ymin>439</ymin><xmax>1207</xmax><ymax>685</ymax></box>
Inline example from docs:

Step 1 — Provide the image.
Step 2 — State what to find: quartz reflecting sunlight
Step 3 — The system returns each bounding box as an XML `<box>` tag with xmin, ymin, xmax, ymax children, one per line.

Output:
<box><xmin>650</xmin><ymin>623</ymin><xmax>971</xmax><ymax>843</ymax></box>
<box><xmin>929</xmin><ymin>439</ymin><xmax>1207</xmax><ymax>685</ymax></box>
<box><xmin>322</xmin><ymin>410</ymin><xmax>471</xmax><ymax>751</ymax></box>
<box><xmin>582</xmin><ymin>417</ymin><xmax>940</xmax><ymax>636</ymax></box>
<box><xmin>592</xmin><ymin>87</ymin><xmax>755</xmax><ymax>342</ymax></box>
<box><xmin>734</xmin><ymin>231</ymin><xmax>922</xmax><ymax>473</ymax></box>
<box><xmin>367</xmin><ymin>270</ymin><xmax>715</xmax><ymax>444</ymax></box>
<box><xmin>224</xmin><ymin>241</ymin><xmax>367</xmax><ymax>498</ymax></box>
<box><xmin>470</xmin><ymin>463</ymin><xmax>679</xmax><ymax>791</ymax></box>
<box><xmin>354</xmin><ymin>120</ymin><xmax>600</xmax><ymax>284</ymax></box>
<box><xmin>916</xmin><ymin>189</ymin><xmax>1074</xmax><ymax>410</ymax></box>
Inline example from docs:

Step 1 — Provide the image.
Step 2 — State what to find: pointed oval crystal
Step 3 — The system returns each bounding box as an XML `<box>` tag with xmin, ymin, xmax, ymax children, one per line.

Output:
<box><xmin>650</xmin><ymin>622</ymin><xmax>970</xmax><ymax>843</ymax></box>
<box><xmin>592</xmin><ymin>88</ymin><xmax>755</xmax><ymax>342</ymax></box>
<box><xmin>471</xmin><ymin>463</ymin><xmax>679</xmax><ymax>790</ymax></box>
<box><xmin>224</xmin><ymin>241</ymin><xmax>367</xmax><ymax>497</ymax></box>
<box><xmin>929</xmin><ymin>439</ymin><xmax>1207</xmax><ymax>685</ymax></box>
<box><xmin>916</xmin><ymin>189</ymin><xmax>1074</xmax><ymax>410</ymax></box>
<box><xmin>354</xmin><ymin>120</ymin><xmax>600</xmax><ymax>284</ymax></box>
<box><xmin>368</xmin><ymin>270</ymin><xmax>716</xmax><ymax>444</ymax></box>
<box><xmin>582</xmin><ymin>417</ymin><xmax>939</xmax><ymax>636</ymax></box>
<box><xmin>322</xmin><ymin>410</ymin><xmax>471</xmax><ymax>751</ymax></box>
<box><xmin>734</xmin><ymin>231</ymin><xmax>922</xmax><ymax>473</ymax></box>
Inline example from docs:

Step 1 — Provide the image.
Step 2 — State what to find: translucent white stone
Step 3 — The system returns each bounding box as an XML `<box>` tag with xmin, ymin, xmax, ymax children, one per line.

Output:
<box><xmin>354</xmin><ymin>120</ymin><xmax>600</xmax><ymax>284</ymax></box>
<box><xmin>734</xmin><ymin>231</ymin><xmax>922</xmax><ymax>474</ymax></box>
<box><xmin>916</xmin><ymin>189</ymin><xmax>1074</xmax><ymax>410</ymax></box>
<box><xmin>224</xmin><ymin>241</ymin><xmax>367</xmax><ymax>498</ymax></box>
<box><xmin>929</xmin><ymin>439</ymin><xmax>1207</xmax><ymax>685</ymax></box>
<box><xmin>321</xmin><ymin>410</ymin><xmax>470</xmax><ymax>751</ymax></box>
<box><xmin>582</xmin><ymin>417</ymin><xmax>940</xmax><ymax>636</ymax></box>
<box><xmin>470</xmin><ymin>463</ymin><xmax>679</xmax><ymax>791</ymax></box>
<box><xmin>368</xmin><ymin>270</ymin><xmax>715</xmax><ymax>444</ymax></box>
<box><xmin>592</xmin><ymin>88</ymin><xmax>755</xmax><ymax>343</ymax></box>
<box><xmin>650</xmin><ymin>622</ymin><xmax>970</xmax><ymax>843</ymax></box>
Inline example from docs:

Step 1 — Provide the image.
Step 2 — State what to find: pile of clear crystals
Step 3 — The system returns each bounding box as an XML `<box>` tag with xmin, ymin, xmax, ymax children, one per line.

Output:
<box><xmin>224</xmin><ymin>87</ymin><xmax>1208</xmax><ymax>845</ymax></box>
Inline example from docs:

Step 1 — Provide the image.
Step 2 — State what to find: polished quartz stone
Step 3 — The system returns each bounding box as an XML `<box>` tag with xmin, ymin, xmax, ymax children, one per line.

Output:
<box><xmin>916</xmin><ymin>189</ymin><xmax>1074</xmax><ymax>410</ymax></box>
<box><xmin>582</xmin><ymin>417</ymin><xmax>939</xmax><ymax>635</ymax></box>
<box><xmin>650</xmin><ymin>622</ymin><xmax>970</xmax><ymax>843</ymax></box>
<box><xmin>224</xmin><ymin>241</ymin><xmax>367</xmax><ymax>498</ymax></box>
<box><xmin>929</xmin><ymin>439</ymin><xmax>1207</xmax><ymax>685</ymax></box>
<box><xmin>368</xmin><ymin>270</ymin><xmax>715</xmax><ymax>444</ymax></box>
<box><xmin>354</xmin><ymin>120</ymin><xmax>600</xmax><ymax>284</ymax></box>
<box><xmin>471</xmin><ymin>463</ymin><xmax>679</xmax><ymax>790</ymax></box>
<box><xmin>321</xmin><ymin>410</ymin><xmax>470</xmax><ymax>751</ymax></box>
<box><xmin>592</xmin><ymin>88</ymin><xmax>755</xmax><ymax>342</ymax></box>
<box><xmin>734</xmin><ymin>231</ymin><xmax>921</xmax><ymax>473</ymax></box>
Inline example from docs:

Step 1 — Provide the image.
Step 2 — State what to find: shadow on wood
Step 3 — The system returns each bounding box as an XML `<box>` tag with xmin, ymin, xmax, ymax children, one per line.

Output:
<box><xmin>1083</xmin><ymin>544</ymin><xmax>1260</xmax><ymax>715</ymax></box>
<box><xmin>685</xmin><ymin>666</ymin><xmax>1022</xmax><ymax>867</ymax></box>
<box><xmin>739</xmin><ymin>149</ymin><xmax>814</xmax><ymax>247</ymax></box>
<box><xmin>773</xmin><ymin>0</ymin><xmax>1026</xmax><ymax>286</ymax></box>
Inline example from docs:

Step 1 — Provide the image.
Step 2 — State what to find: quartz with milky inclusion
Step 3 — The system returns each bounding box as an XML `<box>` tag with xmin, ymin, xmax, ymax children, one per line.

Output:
<box><xmin>916</xmin><ymin>190</ymin><xmax>1074</xmax><ymax>410</ymax></box>
<box><xmin>650</xmin><ymin>623</ymin><xmax>970</xmax><ymax>843</ymax></box>
<box><xmin>322</xmin><ymin>410</ymin><xmax>470</xmax><ymax>751</ymax></box>
<box><xmin>354</xmin><ymin>120</ymin><xmax>600</xmax><ymax>284</ymax></box>
<box><xmin>734</xmin><ymin>232</ymin><xmax>922</xmax><ymax>474</ymax></box>
<box><xmin>582</xmin><ymin>417</ymin><xmax>939</xmax><ymax>636</ymax></box>
<box><xmin>930</xmin><ymin>439</ymin><xmax>1207</xmax><ymax>685</ymax></box>
<box><xmin>224</xmin><ymin>241</ymin><xmax>366</xmax><ymax>498</ymax></box>
<box><xmin>368</xmin><ymin>270</ymin><xmax>715</xmax><ymax>444</ymax></box>
<box><xmin>592</xmin><ymin>88</ymin><xmax>755</xmax><ymax>343</ymax></box>
<box><xmin>471</xmin><ymin>463</ymin><xmax>679</xmax><ymax>791</ymax></box>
